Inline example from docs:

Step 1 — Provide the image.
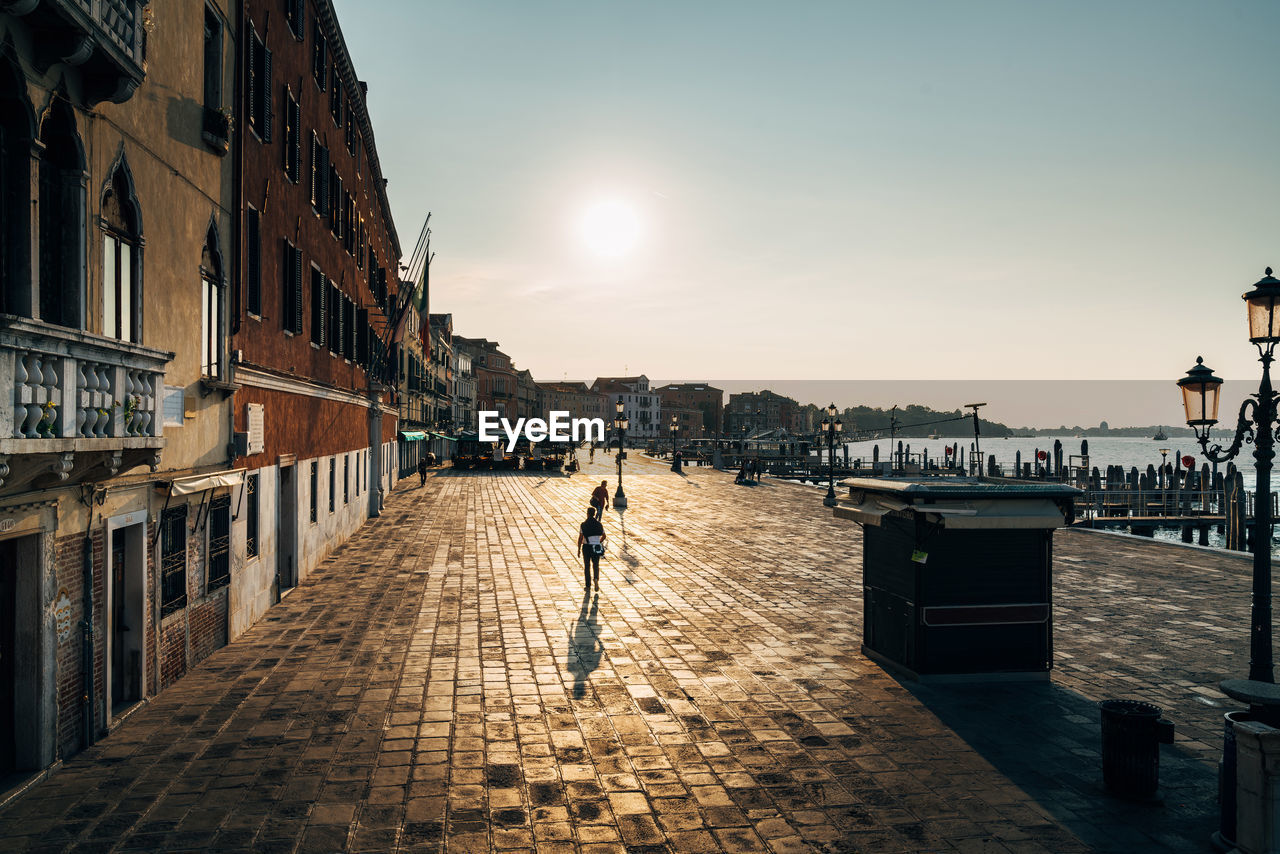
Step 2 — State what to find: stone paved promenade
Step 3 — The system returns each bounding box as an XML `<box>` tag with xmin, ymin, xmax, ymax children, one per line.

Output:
<box><xmin>0</xmin><ymin>454</ymin><xmax>1262</xmax><ymax>852</ymax></box>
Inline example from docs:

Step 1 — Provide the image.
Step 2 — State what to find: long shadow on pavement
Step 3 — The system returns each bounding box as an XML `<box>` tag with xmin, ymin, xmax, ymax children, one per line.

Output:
<box><xmin>905</xmin><ymin>680</ymin><xmax>1218</xmax><ymax>853</ymax></box>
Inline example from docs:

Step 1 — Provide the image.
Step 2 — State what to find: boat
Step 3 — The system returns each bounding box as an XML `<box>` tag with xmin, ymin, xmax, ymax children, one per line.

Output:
<box><xmin>1153</xmin><ymin>426</ymin><xmax>1168</xmax><ymax>441</ymax></box>
<box><xmin>928</xmin><ymin>432</ymin><xmax>940</xmax><ymax>440</ymax></box>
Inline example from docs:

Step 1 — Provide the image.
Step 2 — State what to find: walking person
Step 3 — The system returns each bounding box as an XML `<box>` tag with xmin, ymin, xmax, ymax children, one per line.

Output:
<box><xmin>589</xmin><ymin>444</ymin><xmax>595</xmax><ymax>463</ymax></box>
<box><xmin>577</xmin><ymin>507</ymin><xmax>607</xmax><ymax>591</ymax></box>
<box><xmin>590</xmin><ymin>480</ymin><xmax>610</xmax><ymax>516</ymax></box>
<box><xmin>417</xmin><ymin>456</ymin><xmax>427</xmax><ymax>486</ymax></box>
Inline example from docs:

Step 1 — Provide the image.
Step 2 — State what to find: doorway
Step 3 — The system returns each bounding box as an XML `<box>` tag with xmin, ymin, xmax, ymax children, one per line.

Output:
<box><xmin>277</xmin><ymin>464</ymin><xmax>296</xmax><ymax>596</ymax></box>
<box><xmin>1</xmin><ymin>533</ymin><xmax>44</xmax><ymax>775</ymax></box>
<box><xmin>107</xmin><ymin>524</ymin><xmax>144</xmax><ymax>718</ymax></box>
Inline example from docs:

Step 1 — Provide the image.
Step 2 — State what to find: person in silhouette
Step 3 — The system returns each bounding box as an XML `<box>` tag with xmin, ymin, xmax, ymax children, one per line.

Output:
<box><xmin>590</xmin><ymin>480</ymin><xmax>610</xmax><ymax>516</ymax></box>
<box><xmin>577</xmin><ymin>506</ymin><xmax>607</xmax><ymax>591</ymax></box>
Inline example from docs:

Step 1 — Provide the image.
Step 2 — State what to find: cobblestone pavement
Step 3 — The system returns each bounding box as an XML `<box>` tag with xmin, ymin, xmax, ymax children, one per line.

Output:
<box><xmin>0</xmin><ymin>454</ymin><xmax>1261</xmax><ymax>852</ymax></box>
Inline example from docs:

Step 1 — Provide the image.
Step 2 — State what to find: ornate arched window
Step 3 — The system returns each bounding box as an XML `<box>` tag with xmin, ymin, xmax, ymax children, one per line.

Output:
<box><xmin>201</xmin><ymin>225</ymin><xmax>224</xmax><ymax>378</ymax></box>
<box><xmin>100</xmin><ymin>159</ymin><xmax>141</xmax><ymax>342</ymax></box>
<box><xmin>38</xmin><ymin>96</ymin><xmax>86</xmax><ymax>329</ymax></box>
<box><xmin>0</xmin><ymin>57</ymin><xmax>34</xmax><ymax>317</ymax></box>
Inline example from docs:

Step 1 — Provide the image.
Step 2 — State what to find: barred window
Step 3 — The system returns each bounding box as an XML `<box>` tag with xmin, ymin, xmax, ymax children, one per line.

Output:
<box><xmin>310</xmin><ymin>460</ymin><xmax>318</xmax><ymax>522</ymax></box>
<box><xmin>207</xmin><ymin>494</ymin><xmax>231</xmax><ymax>591</ymax></box>
<box><xmin>246</xmin><ymin>473</ymin><xmax>259</xmax><ymax>558</ymax></box>
<box><xmin>329</xmin><ymin>458</ymin><xmax>335</xmax><ymax>513</ymax></box>
<box><xmin>160</xmin><ymin>506</ymin><xmax>188</xmax><ymax>616</ymax></box>
<box><xmin>344</xmin><ymin>454</ymin><xmax>349</xmax><ymax>505</ymax></box>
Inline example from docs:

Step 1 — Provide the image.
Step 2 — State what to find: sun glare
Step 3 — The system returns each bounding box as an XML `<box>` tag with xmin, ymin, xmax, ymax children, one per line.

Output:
<box><xmin>578</xmin><ymin>199</ymin><xmax>641</xmax><ymax>259</ymax></box>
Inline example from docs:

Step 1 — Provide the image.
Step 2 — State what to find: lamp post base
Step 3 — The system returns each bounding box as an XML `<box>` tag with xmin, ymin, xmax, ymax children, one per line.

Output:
<box><xmin>823</xmin><ymin>491</ymin><xmax>838</xmax><ymax>507</ymax></box>
<box><xmin>614</xmin><ymin>487</ymin><xmax>628</xmax><ymax>510</ymax></box>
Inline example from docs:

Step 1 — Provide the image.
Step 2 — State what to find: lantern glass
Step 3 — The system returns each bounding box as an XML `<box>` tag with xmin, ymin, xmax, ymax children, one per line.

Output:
<box><xmin>835</xmin><ymin>419</ymin><xmax>843</xmax><ymax>433</ymax></box>
<box><xmin>1247</xmin><ymin>293</ymin><xmax>1280</xmax><ymax>343</ymax></box>
<box><xmin>820</xmin><ymin>418</ymin><xmax>829</xmax><ymax>432</ymax></box>
<box><xmin>826</xmin><ymin>403</ymin><xmax>837</xmax><ymax>418</ymax></box>
<box><xmin>616</xmin><ymin>397</ymin><xmax>625</xmax><ymax>414</ymax></box>
<box><xmin>1181</xmin><ymin>381</ymin><xmax>1220</xmax><ymax>426</ymax></box>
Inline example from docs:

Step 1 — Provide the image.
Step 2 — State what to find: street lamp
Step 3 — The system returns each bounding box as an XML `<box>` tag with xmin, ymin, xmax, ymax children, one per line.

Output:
<box><xmin>670</xmin><ymin>415</ymin><xmax>681</xmax><ymax>472</ymax></box>
<box><xmin>1178</xmin><ymin>267</ymin><xmax>1280</xmax><ymax>696</ymax></box>
<box><xmin>613</xmin><ymin>397</ymin><xmax>629</xmax><ymax>510</ymax></box>
<box><xmin>1158</xmin><ymin>447</ymin><xmax>1170</xmax><ymax>513</ymax></box>
<box><xmin>822</xmin><ymin>403</ymin><xmax>842</xmax><ymax>507</ymax></box>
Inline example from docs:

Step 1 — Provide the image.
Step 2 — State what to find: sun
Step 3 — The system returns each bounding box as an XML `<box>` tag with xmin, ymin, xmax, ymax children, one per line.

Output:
<box><xmin>578</xmin><ymin>199</ymin><xmax>641</xmax><ymax>259</ymax></box>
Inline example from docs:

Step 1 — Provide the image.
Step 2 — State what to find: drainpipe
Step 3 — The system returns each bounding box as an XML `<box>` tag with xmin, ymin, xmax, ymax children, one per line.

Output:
<box><xmin>80</xmin><ymin>515</ymin><xmax>95</xmax><ymax>749</ymax></box>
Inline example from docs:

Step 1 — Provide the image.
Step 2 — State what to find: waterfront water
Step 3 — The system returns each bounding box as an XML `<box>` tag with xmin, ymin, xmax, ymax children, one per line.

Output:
<box><xmin>829</xmin><ymin>434</ymin><xmax>1277</xmax><ymax>550</ymax></box>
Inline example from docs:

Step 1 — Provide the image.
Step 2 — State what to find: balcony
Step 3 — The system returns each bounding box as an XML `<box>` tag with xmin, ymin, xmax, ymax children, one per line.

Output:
<box><xmin>10</xmin><ymin>0</ymin><xmax>148</xmax><ymax>105</ymax></box>
<box><xmin>0</xmin><ymin>316</ymin><xmax>171</xmax><ymax>493</ymax></box>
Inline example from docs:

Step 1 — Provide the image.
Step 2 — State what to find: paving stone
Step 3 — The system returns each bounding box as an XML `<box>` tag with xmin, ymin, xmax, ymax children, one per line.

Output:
<box><xmin>0</xmin><ymin>459</ymin><xmax>1247</xmax><ymax>851</ymax></box>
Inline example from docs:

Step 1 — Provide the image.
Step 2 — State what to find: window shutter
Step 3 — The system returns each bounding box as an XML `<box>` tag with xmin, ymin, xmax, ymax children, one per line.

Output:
<box><xmin>309</xmin><ymin>132</ymin><xmax>318</xmax><ymax>205</ymax></box>
<box><xmin>329</xmin><ymin>282</ymin><xmax>339</xmax><ymax>353</ymax></box>
<box><xmin>261</xmin><ymin>47</ymin><xmax>273</xmax><ymax>142</ymax></box>
<box><xmin>319</xmin><ymin>273</ymin><xmax>327</xmax><ymax>346</ymax></box>
<box><xmin>293</xmin><ymin>246</ymin><xmax>303</xmax><ymax>334</ymax></box>
<box><xmin>246</xmin><ymin>208</ymin><xmax>261</xmax><ymax>315</ymax></box>
<box><xmin>357</xmin><ymin>307</ymin><xmax>368</xmax><ymax>366</ymax></box>
<box><xmin>318</xmin><ymin>145</ymin><xmax>330</xmax><ymax>213</ymax></box>
<box><xmin>281</xmin><ymin>240</ymin><xmax>293</xmax><ymax>331</ymax></box>
<box><xmin>246</xmin><ymin>25</ymin><xmax>257</xmax><ymax>131</ymax></box>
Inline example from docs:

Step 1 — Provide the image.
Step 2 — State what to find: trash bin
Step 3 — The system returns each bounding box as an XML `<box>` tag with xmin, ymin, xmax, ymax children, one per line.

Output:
<box><xmin>1217</xmin><ymin>710</ymin><xmax>1254</xmax><ymax>849</ymax></box>
<box><xmin>1100</xmin><ymin>699</ymin><xmax>1175</xmax><ymax>799</ymax></box>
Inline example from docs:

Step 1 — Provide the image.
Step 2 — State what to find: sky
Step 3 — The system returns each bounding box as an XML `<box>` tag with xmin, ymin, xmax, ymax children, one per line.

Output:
<box><xmin>333</xmin><ymin>0</ymin><xmax>1280</xmax><ymax>425</ymax></box>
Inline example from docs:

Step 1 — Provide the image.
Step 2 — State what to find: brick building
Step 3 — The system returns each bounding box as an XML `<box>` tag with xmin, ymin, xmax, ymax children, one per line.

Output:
<box><xmin>536</xmin><ymin>382</ymin><xmax>611</xmax><ymax>438</ymax></box>
<box><xmin>456</xmin><ymin>337</ymin><xmax>517</xmax><ymax>422</ymax></box>
<box><xmin>229</xmin><ymin>0</ymin><xmax>402</xmax><ymax>627</ymax></box>
<box><xmin>655</xmin><ymin>382</ymin><xmax>723</xmax><ymax>437</ymax></box>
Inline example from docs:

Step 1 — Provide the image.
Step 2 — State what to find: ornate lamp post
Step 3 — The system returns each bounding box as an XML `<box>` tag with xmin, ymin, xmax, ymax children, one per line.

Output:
<box><xmin>1158</xmin><ymin>447</ymin><xmax>1170</xmax><ymax>512</ymax></box>
<box><xmin>1178</xmin><ymin>268</ymin><xmax>1280</xmax><ymax>695</ymax></box>
<box><xmin>670</xmin><ymin>415</ymin><xmax>681</xmax><ymax>472</ymax></box>
<box><xmin>613</xmin><ymin>397</ymin><xmax>629</xmax><ymax>510</ymax></box>
<box><xmin>822</xmin><ymin>403</ymin><xmax>843</xmax><ymax>508</ymax></box>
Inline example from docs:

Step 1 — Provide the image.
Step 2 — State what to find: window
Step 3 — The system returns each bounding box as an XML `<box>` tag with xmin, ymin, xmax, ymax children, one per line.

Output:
<box><xmin>343</xmin><ymin>455</ymin><xmax>349</xmax><ymax>504</ymax></box>
<box><xmin>343</xmin><ymin>296</ymin><xmax>354</xmax><ymax>359</ymax></box>
<box><xmin>343</xmin><ymin>193</ymin><xmax>354</xmax><ymax>254</ymax></box>
<box><xmin>310</xmin><ymin>461</ymin><xmax>318</xmax><ymax>522</ymax></box>
<box><xmin>245</xmin><ymin>206</ymin><xmax>261</xmax><ymax>316</ymax></box>
<box><xmin>101</xmin><ymin>162</ymin><xmax>140</xmax><ymax>342</ymax></box>
<box><xmin>160</xmin><ymin>506</ymin><xmax>187</xmax><ymax>616</ymax></box>
<box><xmin>283</xmin><ymin>90</ymin><xmax>300</xmax><ymax>182</ymax></box>
<box><xmin>312</xmin><ymin>21</ymin><xmax>327</xmax><ymax>88</ymax></box>
<box><xmin>329</xmin><ymin>458</ymin><xmax>335</xmax><ymax>513</ymax></box>
<box><xmin>201</xmin><ymin>226</ymin><xmax>224</xmax><ymax>377</ymax></box>
<box><xmin>203</xmin><ymin>6</ymin><xmax>223</xmax><ymax>112</ymax></box>
<box><xmin>328</xmin><ymin>282</ymin><xmax>340</xmax><ymax>355</ymax></box>
<box><xmin>310</xmin><ymin>266</ymin><xmax>325</xmax><ymax>346</ymax></box>
<box><xmin>282</xmin><ymin>240</ymin><xmax>302</xmax><ymax>334</ymax></box>
<box><xmin>245</xmin><ymin>24</ymin><xmax>272</xmax><ymax>141</ymax></box>
<box><xmin>208</xmin><ymin>494</ymin><xmax>230</xmax><ymax>591</ymax></box>
<box><xmin>310</xmin><ymin>134</ymin><xmax>329</xmax><ymax>214</ymax></box>
<box><xmin>328</xmin><ymin>167</ymin><xmax>342</xmax><ymax>237</ymax></box>
<box><xmin>285</xmin><ymin>0</ymin><xmax>304</xmax><ymax>39</ymax></box>
<box><xmin>356</xmin><ymin>307</ymin><xmax>369</xmax><ymax>366</ymax></box>
<box><xmin>246</xmin><ymin>473</ymin><xmax>259</xmax><ymax>558</ymax></box>
<box><xmin>356</xmin><ymin>451</ymin><xmax>361</xmax><ymax>496</ymax></box>
<box><xmin>329</xmin><ymin>73</ymin><xmax>342</xmax><ymax>126</ymax></box>
<box><xmin>344</xmin><ymin>105</ymin><xmax>355</xmax><ymax>153</ymax></box>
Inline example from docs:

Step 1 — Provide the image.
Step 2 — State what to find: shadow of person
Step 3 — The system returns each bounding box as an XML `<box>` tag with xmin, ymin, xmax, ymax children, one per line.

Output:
<box><xmin>568</xmin><ymin>591</ymin><xmax>603</xmax><ymax>699</ymax></box>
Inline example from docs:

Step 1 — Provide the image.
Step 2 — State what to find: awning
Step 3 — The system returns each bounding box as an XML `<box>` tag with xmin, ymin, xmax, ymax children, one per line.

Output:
<box><xmin>834</xmin><ymin>495</ymin><xmax>1066</xmax><ymax>530</ymax></box>
<box><xmin>170</xmin><ymin>468</ymin><xmax>246</xmax><ymax>497</ymax></box>
<box><xmin>399</xmin><ymin>431</ymin><xmax>427</xmax><ymax>441</ymax></box>
<box><xmin>428</xmin><ymin>432</ymin><xmax>457</xmax><ymax>442</ymax></box>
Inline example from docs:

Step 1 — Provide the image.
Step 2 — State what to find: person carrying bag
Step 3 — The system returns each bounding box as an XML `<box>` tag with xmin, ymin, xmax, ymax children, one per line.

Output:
<box><xmin>576</xmin><ymin>507</ymin><xmax>607</xmax><ymax>592</ymax></box>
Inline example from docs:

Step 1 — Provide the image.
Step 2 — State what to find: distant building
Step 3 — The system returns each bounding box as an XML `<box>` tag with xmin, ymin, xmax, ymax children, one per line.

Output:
<box><xmin>536</xmin><ymin>382</ymin><xmax>611</xmax><ymax>437</ymax></box>
<box><xmin>655</xmin><ymin>383</ymin><xmax>723</xmax><ymax>436</ymax></box>
<box><xmin>453</xmin><ymin>348</ymin><xmax>475</xmax><ymax>433</ymax></box>
<box><xmin>456</xmin><ymin>337</ymin><xmax>517</xmax><ymax>422</ymax></box>
<box><xmin>725</xmin><ymin>390</ymin><xmax>807</xmax><ymax>435</ymax></box>
<box><xmin>592</xmin><ymin>376</ymin><xmax>660</xmax><ymax>439</ymax></box>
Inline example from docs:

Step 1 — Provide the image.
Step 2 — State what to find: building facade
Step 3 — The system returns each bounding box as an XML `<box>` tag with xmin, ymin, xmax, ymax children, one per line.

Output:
<box><xmin>536</xmin><ymin>382</ymin><xmax>611</xmax><ymax>439</ymax></box>
<box><xmin>592</xmin><ymin>376</ymin><xmax>659</xmax><ymax>440</ymax></box>
<box><xmin>0</xmin><ymin>0</ymin><xmax>237</xmax><ymax>773</ymax></box>
<box><xmin>655</xmin><ymin>383</ymin><xmax>723</xmax><ymax>437</ymax></box>
<box><xmin>453</xmin><ymin>347</ymin><xmax>474</xmax><ymax>433</ymax></box>
<box><xmin>725</xmin><ymin>389</ymin><xmax>806</xmax><ymax>435</ymax></box>
<box><xmin>229</xmin><ymin>0</ymin><xmax>402</xmax><ymax>629</ymax></box>
<box><xmin>457</xmin><ymin>337</ymin><xmax>516</xmax><ymax>422</ymax></box>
